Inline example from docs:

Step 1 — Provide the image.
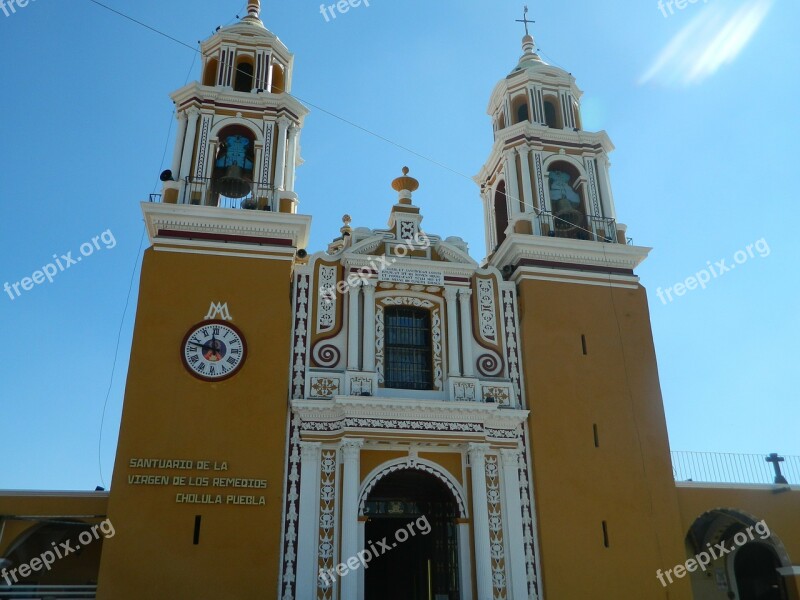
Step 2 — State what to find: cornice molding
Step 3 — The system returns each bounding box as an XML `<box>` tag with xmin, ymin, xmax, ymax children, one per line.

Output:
<box><xmin>142</xmin><ymin>202</ymin><xmax>310</xmax><ymax>251</ymax></box>
<box><xmin>490</xmin><ymin>233</ymin><xmax>651</xmax><ymax>274</ymax></box>
<box><xmin>291</xmin><ymin>396</ymin><xmax>529</xmax><ymax>432</ymax></box>
<box><xmin>171</xmin><ymin>82</ymin><xmax>309</xmax><ymax>122</ymax></box>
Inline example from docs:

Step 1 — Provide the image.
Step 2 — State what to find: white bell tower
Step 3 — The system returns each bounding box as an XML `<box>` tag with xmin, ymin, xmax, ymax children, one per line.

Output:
<box><xmin>160</xmin><ymin>0</ymin><xmax>309</xmax><ymax>214</ymax></box>
<box><xmin>475</xmin><ymin>15</ymin><xmax>629</xmax><ymax>267</ymax></box>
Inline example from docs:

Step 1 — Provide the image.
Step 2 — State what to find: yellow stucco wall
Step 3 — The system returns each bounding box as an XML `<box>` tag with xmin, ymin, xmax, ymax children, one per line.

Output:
<box><xmin>95</xmin><ymin>247</ymin><xmax>296</xmax><ymax>600</ymax></box>
<box><xmin>517</xmin><ymin>278</ymin><xmax>692</xmax><ymax>598</ymax></box>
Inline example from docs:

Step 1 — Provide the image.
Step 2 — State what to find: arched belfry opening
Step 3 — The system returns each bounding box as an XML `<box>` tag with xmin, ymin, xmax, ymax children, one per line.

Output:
<box><xmin>362</xmin><ymin>468</ymin><xmax>461</xmax><ymax>600</ymax></box>
<box><xmin>209</xmin><ymin>124</ymin><xmax>257</xmax><ymax>205</ymax></box>
<box><xmin>234</xmin><ymin>58</ymin><xmax>255</xmax><ymax>92</ymax></box>
<box><xmin>202</xmin><ymin>58</ymin><xmax>219</xmax><ymax>86</ymax></box>
<box><xmin>493</xmin><ymin>180</ymin><xmax>509</xmax><ymax>249</ymax></box>
<box><xmin>547</xmin><ymin>162</ymin><xmax>587</xmax><ymax>239</ymax></box>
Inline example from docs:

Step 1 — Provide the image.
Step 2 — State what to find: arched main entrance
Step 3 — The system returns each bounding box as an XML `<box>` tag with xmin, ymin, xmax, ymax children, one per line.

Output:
<box><xmin>362</xmin><ymin>469</ymin><xmax>461</xmax><ymax>600</ymax></box>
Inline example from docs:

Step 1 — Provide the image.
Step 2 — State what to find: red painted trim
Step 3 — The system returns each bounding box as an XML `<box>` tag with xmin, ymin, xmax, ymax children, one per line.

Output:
<box><xmin>515</xmin><ymin>258</ymin><xmax>634</xmax><ymax>276</ymax></box>
<box><xmin>158</xmin><ymin>228</ymin><xmax>292</xmax><ymax>247</ymax></box>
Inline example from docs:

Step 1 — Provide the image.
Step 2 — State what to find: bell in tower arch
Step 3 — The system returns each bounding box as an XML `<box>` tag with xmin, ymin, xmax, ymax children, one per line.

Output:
<box><xmin>212</xmin><ymin>133</ymin><xmax>255</xmax><ymax>199</ymax></box>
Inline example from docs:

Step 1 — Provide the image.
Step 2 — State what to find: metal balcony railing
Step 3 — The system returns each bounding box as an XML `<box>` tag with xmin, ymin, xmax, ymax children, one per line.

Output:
<box><xmin>181</xmin><ymin>177</ymin><xmax>276</xmax><ymax>210</ymax></box>
<box><xmin>0</xmin><ymin>585</ymin><xmax>96</xmax><ymax>599</ymax></box>
<box><xmin>534</xmin><ymin>211</ymin><xmax>619</xmax><ymax>243</ymax></box>
<box><xmin>671</xmin><ymin>451</ymin><xmax>800</xmax><ymax>485</ymax></box>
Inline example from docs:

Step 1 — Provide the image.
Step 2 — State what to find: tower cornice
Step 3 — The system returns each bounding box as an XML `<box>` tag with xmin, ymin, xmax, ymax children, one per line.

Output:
<box><xmin>489</xmin><ymin>233</ymin><xmax>650</xmax><ymax>277</ymax></box>
<box><xmin>170</xmin><ymin>82</ymin><xmax>309</xmax><ymax>124</ymax></box>
<box><xmin>141</xmin><ymin>202</ymin><xmax>311</xmax><ymax>255</ymax></box>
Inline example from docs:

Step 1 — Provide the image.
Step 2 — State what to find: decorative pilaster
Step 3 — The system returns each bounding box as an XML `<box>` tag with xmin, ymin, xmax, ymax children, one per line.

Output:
<box><xmin>286</xmin><ymin>125</ymin><xmax>300</xmax><ymax>192</ymax></box>
<box><xmin>178</xmin><ymin>108</ymin><xmax>200</xmax><ymax>184</ymax></box>
<box><xmin>504</xmin><ymin>149</ymin><xmax>521</xmax><ymax>217</ymax></box>
<box><xmin>297</xmin><ymin>442</ymin><xmax>322</xmax><ymax>600</ymax></box>
<box><xmin>444</xmin><ymin>287</ymin><xmax>461</xmax><ymax>377</ymax></box>
<box><xmin>596</xmin><ymin>154</ymin><xmax>617</xmax><ymax>221</ymax></box>
<box><xmin>347</xmin><ymin>284</ymin><xmax>361</xmax><ymax>371</ymax></box>
<box><xmin>501</xmin><ymin>448</ymin><xmax>528</xmax><ymax>600</ymax></box>
<box><xmin>458</xmin><ymin>289</ymin><xmax>474</xmax><ymax>377</ymax></box>
<box><xmin>468</xmin><ymin>443</ymin><xmax>494</xmax><ymax>600</ymax></box>
<box><xmin>481</xmin><ymin>188</ymin><xmax>494</xmax><ymax>255</ymax></box>
<box><xmin>170</xmin><ymin>112</ymin><xmax>188</xmax><ymax>178</ymax></box>
<box><xmin>517</xmin><ymin>147</ymin><xmax>535</xmax><ymax>215</ymax></box>
<box><xmin>274</xmin><ymin>117</ymin><xmax>290</xmax><ymax>191</ymax></box>
<box><xmin>361</xmin><ymin>281</ymin><xmax>376</xmax><ymax>372</ymax></box>
<box><xmin>340</xmin><ymin>438</ymin><xmax>364</xmax><ymax>600</ymax></box>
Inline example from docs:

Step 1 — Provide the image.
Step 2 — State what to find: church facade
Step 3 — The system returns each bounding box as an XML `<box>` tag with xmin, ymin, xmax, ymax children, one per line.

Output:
<box><xmin>2</xmin><ymin>2</ymin><xmax>799</xmax><ymax>599</ymax></box>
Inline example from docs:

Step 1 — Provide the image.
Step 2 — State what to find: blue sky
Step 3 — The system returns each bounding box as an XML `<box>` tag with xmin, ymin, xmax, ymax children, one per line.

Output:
<box><xmin>0</xmin><ymin>0</ymin><xmax>797</xmax><ymax>490</ymax></box>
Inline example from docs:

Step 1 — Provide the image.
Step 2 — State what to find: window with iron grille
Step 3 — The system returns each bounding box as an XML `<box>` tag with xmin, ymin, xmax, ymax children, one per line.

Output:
<box><xmin>384</xmin><ymin>307</ymin><xmax>433</xmax><ymax>391</ymax></box>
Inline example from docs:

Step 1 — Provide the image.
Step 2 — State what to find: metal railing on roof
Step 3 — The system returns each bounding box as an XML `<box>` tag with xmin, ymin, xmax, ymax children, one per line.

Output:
<box><xmin>671</xmin><ymin>451</ymin><xmax>799</xmax><ymax>485</ymax></box>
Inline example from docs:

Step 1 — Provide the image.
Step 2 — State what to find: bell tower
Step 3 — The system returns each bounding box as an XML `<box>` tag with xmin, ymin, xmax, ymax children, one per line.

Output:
<box><xmin>96</xmin><ymin>3</ymin><xmax>311</xmax><ymax>598</ymax></box>
<box><xmin>475</xmin><ymin>31</ymin><xmax>622</xmax><ymax>256</ymax></box>
<box><xmin>475</xmin><ymin>16</ymin><xmax>694</xmax><ymax>600</ymax></box>
<box><xmin>161</xmin><ymin>0</ymin><xmax>308</xmax><ymax>213</ymax></box>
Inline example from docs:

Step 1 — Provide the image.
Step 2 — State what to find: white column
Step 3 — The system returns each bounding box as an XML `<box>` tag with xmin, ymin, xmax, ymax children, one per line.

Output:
<box><xmin>297</xmin><ymin>442</ymin><xmax>322</xmax><ymax>600</ymax></box>
<box><xmin>500</xmin><ymin>448</ymin><xmax>528</xmax><ymax>600</ymax></box>
<box><xmin>286</xmin><ymin>125</ymin><xmax>300</xmax><ymax>192</ymax></box>
<box><xmin>444</xmin><ymin>287</ymin><xmax>461</xmax><ymax>377</ymax></box>
<box><xmin>273</xmin><ymin>117</ymin><xmax>290</xmax><ymax>191</ymax></box>
<box><xmin>597</xmin><ymin>154</ymin><xmax>617</xmax><ymax>221</ymax></box>
<box><xmin>458</xmin><ymin>289</ymin><xmax>475</xmax><ymax>378</ymax></box>
<box><xmin>481</xmin><ymin>188</ymin><xmax>494</xmax><ymax>255</ymax></box>
<box><xmin>517</xmin><ymin>147</ymin><xmax>535</xmax><ymax>215</ymax></box>
<box><xmin>468</xmin><ymin>443</ymin><xmax>494</xmax><ymax>600</ymax></box>
<box><xmin>170</xmin><ymin>112</ymin><xmax>187</xmax><ymax>178</ymax></box>
<box><xmin>340</xmin><ymin>438</ymin><xmax>364</xmax><ymax>600</ymax></box>
<box><xmin>362</xmin><ymin>281</ymin><xmax>376</xmax><ymax>372</ymax></box>
<box><xmin>178</xmin><ymin>108</ymin><xmax>200</xmax><ymax>183</ymax></box>
<box><xmin>457</xmin><ymin>522</ymin><xmax>474</xmax><ymax>600</ymax></box>
<box><xmin>347</xmin><ymin>284</ymin><xmax>361</xmax><ymax>371</ymax></box>
<box><xmin>504</xmin><ymin>149</ymin><xmax>521</xmax><ymax>218</ymax></box>
<box><xmin>267</xmin><ymin>60</ymin><xmax>274</xmax><ymax>92</ymax></box>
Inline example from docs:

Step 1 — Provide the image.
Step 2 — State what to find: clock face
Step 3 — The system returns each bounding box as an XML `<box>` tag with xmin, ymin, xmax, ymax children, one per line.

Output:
<box><xmin>181</xmin><ymin>320</ymin><xmax>247</xmax><ymax>382</ymax></box>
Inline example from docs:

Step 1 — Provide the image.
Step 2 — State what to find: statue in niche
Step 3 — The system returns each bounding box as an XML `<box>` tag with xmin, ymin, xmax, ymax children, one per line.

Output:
<box><xmin>216</xmin><ymin>135</ymin><xmax>254</xmax><ymax>172</ymax></box>
<box><xmin>548</xmin><ymin>170</ymin><xmax>583</xmax><ymax>231</ymax></box>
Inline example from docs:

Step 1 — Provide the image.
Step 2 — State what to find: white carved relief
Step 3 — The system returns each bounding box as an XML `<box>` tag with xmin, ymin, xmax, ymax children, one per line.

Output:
<box><xmin>316</xmin><ymin>265</ymin><xmax>337</xmax><ymax>334</ymax></box>
<box><xmin>486</xmin><ymin>455</ymin><xmax>507</xmax><ymax>599</ymax></box>
<box><xmin>477</xmin><ymin>277</ymin><xmax>498</xmax><ymax>345</ymax></box>
<box><xmin>317</xmin><ymin>450</ymin><xmax>337</xmax><ymax>600</ymax></box>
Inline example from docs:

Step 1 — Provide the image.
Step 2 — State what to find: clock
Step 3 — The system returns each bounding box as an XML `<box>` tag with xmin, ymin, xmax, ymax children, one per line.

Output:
<box><xmin>181</xmin><ymin>320</ymin><xmax>247</xmax><ymax>382</ymax></box>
